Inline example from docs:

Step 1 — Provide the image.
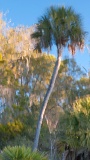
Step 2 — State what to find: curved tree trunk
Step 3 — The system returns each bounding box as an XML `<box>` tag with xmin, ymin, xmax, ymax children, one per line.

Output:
<box><xmin>33</xmin><ymin>49</ymin><xmax>62</xmax><ymax>151</ymax></box>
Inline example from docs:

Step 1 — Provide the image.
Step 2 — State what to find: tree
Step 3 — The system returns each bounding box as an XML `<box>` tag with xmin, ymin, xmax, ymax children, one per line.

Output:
<box><xmin>0</xmin><ymin>53</ymin><xmax>56</xmax><ymax>149</ymax></box>
<box><xmin>58</xmin><ymin>96</ymin><xmax>90</xmax><ymax>160</ymax></box>
<box><xmin>31</xmin><ymin>6</ymin><xmax>85</xmax><ymax>151</ymax></box>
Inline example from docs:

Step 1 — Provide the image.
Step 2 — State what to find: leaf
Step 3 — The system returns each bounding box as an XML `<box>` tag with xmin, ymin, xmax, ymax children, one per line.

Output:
<box><xmin>0</xmin><ymin>52</ymin><xmax>2</xmax><ymax>61</ymax></box>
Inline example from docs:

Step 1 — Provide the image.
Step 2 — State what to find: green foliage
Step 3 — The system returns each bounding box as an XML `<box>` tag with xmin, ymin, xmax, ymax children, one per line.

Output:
<box><xmin>31</xmin><ymin>6</ymin><xmax>85</xmax><ymax>54</ymax></box>
<box><xmin>1</xmin><ymin>146</ymin><xmax>48</xmax><ymax>160</ymax></box>
<box><xmin>0</xmin><ymin>120</ymin><xmax>24</xmax><ymax>149</ymax></box>
<box><xmin>0</xmin><ymin>10</ymin><xmax>88</xmax><ymax>156</ymax></box>
<box><xmin>58</xmin><ymin>96</ymin><xmax>90</xmax><ymax>150</ymax></box>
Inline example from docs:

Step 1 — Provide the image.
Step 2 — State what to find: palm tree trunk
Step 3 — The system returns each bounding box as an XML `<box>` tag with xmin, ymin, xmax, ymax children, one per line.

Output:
<box><xmin>33</xmin><ymin>50</ymin><xmax>62</xmax><ymax>151</ymax></box>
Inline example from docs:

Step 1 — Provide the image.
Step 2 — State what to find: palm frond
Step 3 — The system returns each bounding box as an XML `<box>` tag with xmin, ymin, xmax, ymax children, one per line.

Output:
<box><xmin>31</xmin><ymin>5</ymin><xmax>86</xmax><ymax>55</ymax></box>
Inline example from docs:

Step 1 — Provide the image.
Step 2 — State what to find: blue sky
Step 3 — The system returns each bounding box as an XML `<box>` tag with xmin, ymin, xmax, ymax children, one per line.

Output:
<box><xmin>0</xmin><ymin>0</ymin><xmax>90</xmax><ymax>72</ymax></box>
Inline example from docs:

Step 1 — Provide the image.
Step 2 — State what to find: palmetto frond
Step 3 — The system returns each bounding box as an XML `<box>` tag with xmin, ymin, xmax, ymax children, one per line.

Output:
<box><xmin>1</xmin><ymin>146</ymin><xmax>47</xmax><ymax>160</ymax></box>
<box><xmin>31</xmin><ymin>6</ymin><xmax>85</xmax><ymax>55</ymax></box>
<box><xmin>31</xmin><ymin>16</ymin><xmax>52</xmax><ymax>51</ymax></box>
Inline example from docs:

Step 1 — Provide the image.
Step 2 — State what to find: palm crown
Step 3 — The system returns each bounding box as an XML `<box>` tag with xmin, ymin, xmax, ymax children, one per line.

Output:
<box><xmin>32</xmin><ymin>6</ymin><xmax>85</xmax><ymax>55</ymax></box>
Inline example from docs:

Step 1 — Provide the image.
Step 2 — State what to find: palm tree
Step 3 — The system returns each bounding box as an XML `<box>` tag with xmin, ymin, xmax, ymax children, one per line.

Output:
<box><xmin>31</xmin><ymin>6</ymin><xmax>85</xmax><ymax>151</ymax></box>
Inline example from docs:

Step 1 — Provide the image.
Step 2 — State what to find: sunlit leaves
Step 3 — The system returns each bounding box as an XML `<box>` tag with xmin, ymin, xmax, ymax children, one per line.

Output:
<box><xmin>1</xmin><ymin>146</ymin><xmax>48</xmax><ymax>160</ymax></box>
<box><xmin>0</xmin><ymin>53</ymin><xmax>2</xmax><ymax>61</ymax></box>
<box><xmin>59</xmin><ymin>96</ymin><xmax>90</xmax><ymax>149</ymax></box>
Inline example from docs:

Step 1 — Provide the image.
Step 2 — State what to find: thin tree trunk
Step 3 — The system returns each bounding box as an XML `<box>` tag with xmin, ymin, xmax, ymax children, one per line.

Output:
<box><xmin>33</xmin><ymin>49</ymin><xmax>62</xmax><ymax>151</ymax></box>
<box><xmin>50</xmin><ymin>134</ymin><xmax>53</xmax><ymax>160</ymax></box>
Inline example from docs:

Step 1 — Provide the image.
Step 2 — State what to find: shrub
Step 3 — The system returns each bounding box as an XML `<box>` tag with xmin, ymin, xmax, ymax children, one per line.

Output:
<box><xmin>1</xmin><ymin>146</ymin><xmax>48</xmax><ymax>160</ymax></box>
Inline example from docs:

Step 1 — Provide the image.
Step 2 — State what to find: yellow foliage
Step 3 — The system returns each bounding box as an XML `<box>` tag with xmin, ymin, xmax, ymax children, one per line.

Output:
<box><xmin>0</xmin><ymin>52</ymin><xmax>2</xmax><ymax>61</ymax></box>
<box><xmin>7</xmin><ymin>120</ymin><xmax>24</xmax><ymax>134</ymax></box>
<box><xmin>73</xmin><ymin>96</ymin><xmax>90</xmax><ymax>115</ymax></box>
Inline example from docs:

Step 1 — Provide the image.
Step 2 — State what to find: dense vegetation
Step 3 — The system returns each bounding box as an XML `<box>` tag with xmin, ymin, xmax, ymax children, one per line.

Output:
<box><xmin>0</xmin><ymin>6</ymin><xmax>90</xmax><ymax>160</ymax></box>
